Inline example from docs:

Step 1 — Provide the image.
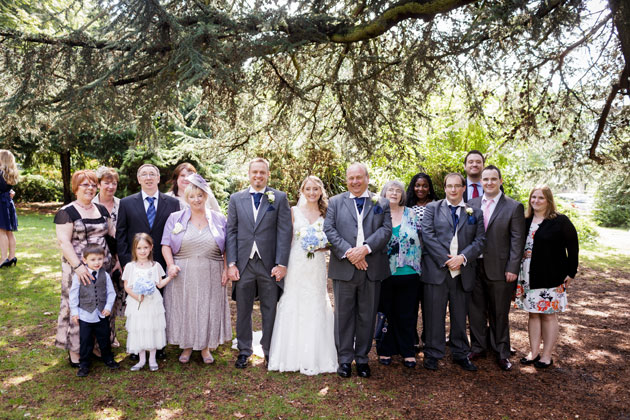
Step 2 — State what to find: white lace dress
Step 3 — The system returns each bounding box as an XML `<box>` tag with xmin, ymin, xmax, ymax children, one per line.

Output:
<box><xmin>267</xmin><ymin>207</ymin><xmax>338</xmax><ymax>375</ymax></box>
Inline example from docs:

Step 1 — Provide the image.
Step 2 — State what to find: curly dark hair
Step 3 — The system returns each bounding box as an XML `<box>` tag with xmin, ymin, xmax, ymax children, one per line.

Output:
<box><xmin>405</xmin><ymin>173</ymin><xmax>438</xmax><ymax>207</ymax></box>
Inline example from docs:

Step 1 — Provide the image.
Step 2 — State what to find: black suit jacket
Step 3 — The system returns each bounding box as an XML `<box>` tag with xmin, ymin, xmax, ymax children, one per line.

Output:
<box><xmin>116</xmin><ymin>192</ymin><xmax>181</xmax><ymax>269</ymax></box>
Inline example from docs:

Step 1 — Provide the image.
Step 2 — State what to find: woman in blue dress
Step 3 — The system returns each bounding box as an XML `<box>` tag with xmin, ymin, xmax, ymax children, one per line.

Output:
<box><xmin>0</xmin><ymin>150</ymin><xmax>19</xmax><ymax>268</ymax></box>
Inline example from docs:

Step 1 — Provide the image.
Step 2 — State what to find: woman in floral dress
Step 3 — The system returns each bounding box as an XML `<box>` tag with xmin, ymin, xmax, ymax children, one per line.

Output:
<box><xmin>515</xmin><ymin>185</ymin><xmax>578</xmax><ymax>368</ymax></box>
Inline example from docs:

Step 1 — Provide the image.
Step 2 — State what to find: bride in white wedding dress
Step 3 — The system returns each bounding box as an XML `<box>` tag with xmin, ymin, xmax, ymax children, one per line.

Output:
<box><xmin>268</xmin><ymin>176</ymin><xmax>338</xmax><ymax>375</ymax></box>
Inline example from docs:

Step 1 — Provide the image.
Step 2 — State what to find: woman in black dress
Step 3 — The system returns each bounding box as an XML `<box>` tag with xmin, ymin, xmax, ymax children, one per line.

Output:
<box><xmin>0</xmin><ymin>150</ymin><xmax>19</xmax><ymax>268</ymax></box>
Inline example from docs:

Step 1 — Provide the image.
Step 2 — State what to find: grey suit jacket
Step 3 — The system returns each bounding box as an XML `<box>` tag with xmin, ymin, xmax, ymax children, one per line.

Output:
<box><xmin>225</xmin><ymin>187</ymin><xmax>292</xmax><ymax>276</ymax></box>
<box><xmin>420</xmin><ymin>199</ymin><xmax>485</xmax><ymax>292</ymax></box>
<box><xmin>324</xmin><ymin>192</ymin><xmax>392</xmax><ymax>281</ymax></box>
<box><xmin>468</xmin><ymin>194</ymin><xmax>526</xmax><ymax>280</ymax></box>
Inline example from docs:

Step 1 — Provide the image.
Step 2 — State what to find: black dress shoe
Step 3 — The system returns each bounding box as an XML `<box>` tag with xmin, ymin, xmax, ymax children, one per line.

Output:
<box><xmin>453</xmin><ymin>357</ymin><xmax>478</xmax><ymax>372</ymax></box>
<box><xmin>468</xmin><ymin>351</ymin><xmax>486</xmax><ymax>360</ymax></box>
<box><xmin>68</xmin><ymin>356</ymin><xmax>80</xmax><ymax>368</ymax></box>
<box><xmin>510</xmin><ymin>347</ymin><xmax>517</xmax><ymax>356</ymax></box>
<box><xmin>498</xmin><ymin>358</ymin><xmax>512</xmax><ymax>371</ymax></box>
<box><xmin>129</xmin><ymin>353</ymin><xmax>139</xmax><ymax>361</ymax></box>
<box><xmin>534</xmin><ymin>359</ymin><xmax>553</xmax><ymax>369</ymax></box>
<box><xmin>403</xmin><ymin>360</ymin><xmax>417</xmax><ymax>369</ymax></box>
<box><xmin>423</xmin><ymin>356</ymin><xmax>438</xmax><ymax>370</ymax></box>
<box><xmin>378</xmin><ymin>357</ymin><xmax>392</xmax><ymax>366</ymax></box>
<box><xmin>234</xmin><ymin>355</ymin><xmax>249</xmax><ymax>369</ymax></box>
<box><xmin>105</xmin><ymin>360</ymin><xmax>120</xmax><ymax>370</ymax></box>
<box><xmin>0</xmin><ymin>259</ymin><xmax>10</xmax><ymax>268</ymax></box>
<box><xmin>76</xmin><ymin>367</ymin><xmax>89</xmax><ymax>377</ymax></box>
<box><xmin>356</xmin><ymin>363</ymin><xmax>371</xmax><ymax>378</ymax></box>
<box><xmin>156</xmin><ymin>349</ymin><xmax>167</xmax><ymax>360</ymax></box>
<box><xmin>520</xmin><ymin>355</ymin><xmax>540</xmax><ymax>365</ymax></box>
<box><xmin>337</xmin><ymin>363</ymin><xmax>351</xmax><ymax>378</ymax></box>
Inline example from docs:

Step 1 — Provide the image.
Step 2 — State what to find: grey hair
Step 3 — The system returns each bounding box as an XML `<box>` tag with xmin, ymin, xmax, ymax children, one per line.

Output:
<box><xmin>346</xmin><ymin>162</ymin><xmax>369</xmax><ymax>178</ymax></box>
<box><xmin>137</xmin><ymin>163</ymin><xmax>160</xmax><ymax>178</ymax></box>
<box><xmin>380</xmin><ymin>180</ymin><xmax>406</xmax><ymax>206</ymax></box>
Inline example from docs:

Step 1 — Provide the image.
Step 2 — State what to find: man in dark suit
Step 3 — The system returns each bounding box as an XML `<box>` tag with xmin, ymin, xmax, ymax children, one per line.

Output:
<box><xmin>324</xmin><ymin>163</ymin><xmax>391</xmax><ymax>378</ymax></box>
<box><xmin>463</xmin><ymin>150</ymin><xmax>485</xmax><ymax>203</ymax></box>
<box><xmin>226</xmin><ymin>158</ymin><xmax>292</xmax><ymax>369</ymax></box>
<box><xmin>468</xmin><ymin>165</ymin><xmax>526</xmax><ymax>371</ymax></box>
<box><xmin>116</xmin><ymin>163</ymin><xmax>180</xmax><ymax>359</ymax></box>
<box><xmin>421</xmin><ymin>173</ymin><xmax>485</xmax><ymax>371</ymax></box>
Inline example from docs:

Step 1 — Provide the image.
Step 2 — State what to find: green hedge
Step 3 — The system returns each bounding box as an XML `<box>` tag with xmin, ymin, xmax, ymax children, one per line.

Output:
<box><xmin>13</xmin><ymin>174</ymin><xmax>63</xmax><ymax>202</ymax></box>
<box><xmin>593</xmin><ymin>175</ymin><xmax>630</xmax><ymax>228</ymax></box>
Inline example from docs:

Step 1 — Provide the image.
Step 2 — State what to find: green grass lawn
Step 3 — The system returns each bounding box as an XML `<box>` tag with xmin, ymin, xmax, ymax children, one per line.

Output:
<box><xmin>1</xmin><ymin>212</ymin><xmax>628</xmax><ymax>419</ymax></box>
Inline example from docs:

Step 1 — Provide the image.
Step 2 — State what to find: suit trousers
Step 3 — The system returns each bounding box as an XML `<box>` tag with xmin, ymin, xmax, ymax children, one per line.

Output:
<box><xmin>469</xmin><ymin>260</ymin><xmax>516</xmax><ymax>359</ymax></box>
<box><xmin>333</xmin><ymin>270</ymin><xmax>381</xmax><ymax>364</ymax></box>
<box><xmin>377</xmin><ymin>273</ymin><xmax>420</xmax><ymax>358</ymax></box>
<box><xmin>79</xmin><ymin>317</ymin><xmax>113</xmax><ymax>369</ymax></box>
<box><xmin>235</xmin><ymin>255</ymin><xmax>280</xmax><ymax>357</ymax></box>
<box><xmin>423</xmin><ymin>275</ymin><xmax>470</xmax><ymax>360</ymax></box>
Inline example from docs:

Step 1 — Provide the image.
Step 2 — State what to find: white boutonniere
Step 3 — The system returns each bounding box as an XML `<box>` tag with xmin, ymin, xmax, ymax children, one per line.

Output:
<box><xmin>172</xmin><ymin>222</ymin><xmax>184</xmax><ymax>234</ymax></box>
<box><xmin>265</xmin><ymin>191</ymin><xmax>275</xmax><ymax>204</ymax></box>
<box><xmin>465</xmin><ymin>207</ymin><xmax>474</xmax><ymax>216</ymax></box>
<box><xmin>371</xmin><ymin>196</ymin><xmax>379</xmax><ymax>205</ymax></box>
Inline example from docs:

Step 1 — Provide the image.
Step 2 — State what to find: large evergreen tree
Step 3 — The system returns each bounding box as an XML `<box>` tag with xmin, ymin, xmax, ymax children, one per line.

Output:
<box><xmin>1</xmin><ymin>0</ymin><xmax>628</xmax><ymax>164</ymax></box>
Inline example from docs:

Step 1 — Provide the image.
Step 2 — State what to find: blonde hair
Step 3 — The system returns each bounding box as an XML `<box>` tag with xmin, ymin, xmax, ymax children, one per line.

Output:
<box><xmin>299</xmin><ymin>175</ymin><xmax>328</xmax><ymax>217</ymax></box>
<box><xmin>248</xmin><ymin>157</ymin><xmax>270</xmax><ymax>171</ymax></box>
<box><xmin>131</xmin><ymin>233</ymin><xmax>154</xmax><ymax>262</ymax></box>
<box><xmin>525</xmin><ymin>185</ymin><xmax>558</xmax><ymax>219</ymax></box>
<box><xmin>184</xmin><ymin>183</ymin><xmax>207</xmax><ymax>203</ymax></box>
<box><xmin>0</xmin><ymin>150</ymin><xmax>19</xmax><ymax>185</ymax></box>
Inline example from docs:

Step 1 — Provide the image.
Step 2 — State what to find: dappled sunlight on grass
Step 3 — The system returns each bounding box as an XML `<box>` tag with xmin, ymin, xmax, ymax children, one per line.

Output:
<box><xmin>155</xmin><ymin>408</ymin><xmax>183</xmax><ymax>419</ymax></box>
<box><xmin>2</xmin><ymin>374</ymin><xmax>33</xmax><ymax>388</ymax></box>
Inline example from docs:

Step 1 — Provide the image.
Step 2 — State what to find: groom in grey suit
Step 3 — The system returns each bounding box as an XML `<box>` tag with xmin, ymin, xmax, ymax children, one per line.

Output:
<box><xmin>226</xmin><ymin>158</ymin><xmax>292</xmax><ymax>369</ymax></box>
<box><xmin>421</xmin><ymin>173</ymin><xmax>485</xmax><ymax>371</ymax></box>
<box><xmin>468</xmin><ymin>165</ymin><xmax>525</xmax><ymax>371</ymax></box>
<box><xmin>324</xmin><ymin>163</ymin><xmax>392</xmax><ymax>378</ymax></box>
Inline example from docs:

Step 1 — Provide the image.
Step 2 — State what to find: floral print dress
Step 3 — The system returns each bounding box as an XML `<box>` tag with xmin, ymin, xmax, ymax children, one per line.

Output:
<box><xmin>515</xmin><ymin>221</ymin><xmax>568</xmax><ymax>313</ymax></box>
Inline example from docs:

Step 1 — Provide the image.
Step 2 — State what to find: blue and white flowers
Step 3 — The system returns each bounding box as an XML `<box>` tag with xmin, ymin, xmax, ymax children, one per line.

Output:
<box><xmin>295</xmin><ymin>220</ymin><xmax>329</xmax><ymax>259</ymax></box>
<box><xmin>132</xmin><ymin>275</ymin><xmax>156</xmax><ymax>309</ymax></box>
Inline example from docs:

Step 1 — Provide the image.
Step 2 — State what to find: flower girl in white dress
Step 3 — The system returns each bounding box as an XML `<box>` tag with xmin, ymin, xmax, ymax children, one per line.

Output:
<box><xmin>123</xmin><ymin>233</ymin><xmax>173</xmax><ymax>372</ymax></box>
<box><xmin>268</xmin><ymin>176</ymin><xmax>337</xmax><ymax>375</ymax></box>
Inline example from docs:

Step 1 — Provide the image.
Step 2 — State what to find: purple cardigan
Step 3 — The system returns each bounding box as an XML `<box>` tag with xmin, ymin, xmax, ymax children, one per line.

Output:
<box><xmin>161</xmin><ymin>208</ymin><xmax>227</xmax><ymax>255</ymax></box>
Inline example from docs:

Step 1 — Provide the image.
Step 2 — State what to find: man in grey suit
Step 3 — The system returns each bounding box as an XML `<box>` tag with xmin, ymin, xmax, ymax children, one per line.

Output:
<box><xmin>226</xmin><ymin>158</ymin><xmax>292</xmax><ymax>369</ymax></box>
<box><xmin>468</xmin><ymin>165</ymin><xmax>526</xmax><ymax>371</ymax></box>
<box><xmin>324</xmin><ymin>163</ymin><xmax>392</xmax><ymax>378</ymax></box>
<box><xmin>421</xmin><ymin>173</ymin><xmax>485</xmax><ymax>371</ymax></box>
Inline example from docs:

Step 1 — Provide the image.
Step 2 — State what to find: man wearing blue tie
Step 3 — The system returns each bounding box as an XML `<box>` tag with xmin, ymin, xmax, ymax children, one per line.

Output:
<box><xmin>420</xmin><ymin>173</ymin><xmax>485</xmax><ymax>371</ymax></box>
<box><xmin>116</xmin><ymin>163</ymin><xmax>180</xmax><ymax>360</ymax></box>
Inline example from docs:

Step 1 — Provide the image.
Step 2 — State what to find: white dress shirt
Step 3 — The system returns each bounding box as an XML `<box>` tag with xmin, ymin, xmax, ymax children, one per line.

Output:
<box><xmin>445</xmin><ymin>198</ymin><xmax>466</xmax><ymax>276</ymax></box>
<box><xmin>248</xmin><ymin>186</ymin><xmax>266</xmax><ymax>259</ymax></box>
<box><xmin>466</xmin><ymin>178</ymin><xmax>482</xmax><ymax>200</ymax></box>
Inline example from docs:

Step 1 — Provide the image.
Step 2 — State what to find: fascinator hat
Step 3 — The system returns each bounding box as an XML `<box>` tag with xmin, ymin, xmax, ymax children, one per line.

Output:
<box><xmin>186</xmin><ymin>173</ymin><xmax>211</xmax><ymax>195</ymax></box>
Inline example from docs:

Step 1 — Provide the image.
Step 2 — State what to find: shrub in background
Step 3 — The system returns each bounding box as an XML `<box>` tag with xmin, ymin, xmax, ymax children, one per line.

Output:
<box><xmin>593</xmin><ymin>174</ymin><xmax>630</xmax><ymax>229</ymax></box>
<box><xmin>13</xmin><ymin>174</ymin><xmax>63</xmax><ymax>202</ymax></box>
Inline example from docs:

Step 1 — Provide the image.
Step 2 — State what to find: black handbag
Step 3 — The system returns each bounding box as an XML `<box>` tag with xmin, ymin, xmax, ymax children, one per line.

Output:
<box><xmin>374</xmin><ymin>312</ymin><xmax>388</xmax><ymax>342</ymax></box>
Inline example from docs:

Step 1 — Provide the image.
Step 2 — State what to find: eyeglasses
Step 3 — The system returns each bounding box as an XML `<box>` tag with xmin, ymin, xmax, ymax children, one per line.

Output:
<box><xmin>445</xmin><ymin>184</ymin><xmax>464</xmax><ymax>190</ymax></box>
<box><xmin>79</xmin><ymin>183</ymin><xmax>97</xmax><ymax>189</ymax></box>
<box><xmin>139</xmin><ymin>172</ymin><xmax>158</xmax><ymax>179</ymax></box>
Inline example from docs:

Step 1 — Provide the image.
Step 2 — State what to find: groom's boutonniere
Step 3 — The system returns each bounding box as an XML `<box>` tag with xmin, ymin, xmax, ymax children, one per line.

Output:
<box><xmin>265</xmin><ymin>191</ymin><xmax>275</xmax><ymax>204</ymax></box>
<box><xmin>372</xmin><ymin>196</ymin><xmax>383</xmax><ymax>214</ymax></box>
<box><xmin>465</xmin><ymin>207</ymin><xmax>476</xmax><ymax>224</ymax></box>
<box><xmin>172</xmin><ymin>222</ymin><xmax>184</xmax><ymax>234</ymax></box>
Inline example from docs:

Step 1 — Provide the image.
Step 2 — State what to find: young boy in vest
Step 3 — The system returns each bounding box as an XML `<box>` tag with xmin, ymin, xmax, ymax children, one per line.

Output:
<box><xmin>69</xmin><ymin>244</ymin><xmax>120</xmax><ymax>377</ymax></box>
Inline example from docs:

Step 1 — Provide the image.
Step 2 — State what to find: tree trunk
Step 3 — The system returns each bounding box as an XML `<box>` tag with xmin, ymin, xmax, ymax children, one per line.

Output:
<box><xmin>60</xmin><ymin>150</ymin><xmax>72</xmax><ymax>204</ymax></box>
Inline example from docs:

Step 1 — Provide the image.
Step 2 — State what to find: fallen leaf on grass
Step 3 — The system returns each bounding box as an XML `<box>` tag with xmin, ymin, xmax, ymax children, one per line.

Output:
<box><xmin>318</xmin><ymin>387</ymin><xmax>329</xmax><ymax>396</ymax></box>
<box><xmin>234</xmin><ymin>412</ymin><xmax>245</xmax><ymax>418</ymax></box>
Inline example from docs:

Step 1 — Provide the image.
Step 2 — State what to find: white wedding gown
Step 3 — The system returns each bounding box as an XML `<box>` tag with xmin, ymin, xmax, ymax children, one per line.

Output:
<box><xmin>267</xmin><ymin>207</ymin><xmax>338</xmax><ymax>375</ymax></box>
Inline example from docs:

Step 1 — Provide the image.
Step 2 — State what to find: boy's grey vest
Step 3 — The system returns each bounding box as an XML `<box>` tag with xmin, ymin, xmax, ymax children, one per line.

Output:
<box><xmin>78</xmin><ymin>269</ymin><xmax>108</xmax><ymax>313</ymax></box>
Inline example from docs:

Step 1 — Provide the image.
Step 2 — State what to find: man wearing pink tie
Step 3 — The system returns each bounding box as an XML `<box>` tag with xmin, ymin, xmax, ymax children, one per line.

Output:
<box><xmin>468</xmin><ymin>165</ymin><xmax>526</xmax><ymax>371</ymax></box>
<box><xmin>463</xmin><ymin>150</ymin><xmax>485</xmax><ymax>203</ymax></box>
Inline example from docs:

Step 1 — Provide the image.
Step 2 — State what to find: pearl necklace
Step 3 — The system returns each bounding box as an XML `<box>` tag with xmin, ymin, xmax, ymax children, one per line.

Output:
<box><xmin>74</xmin><ymin>201</ymin><xmax>94</xmax><ymax>210</ymax></box>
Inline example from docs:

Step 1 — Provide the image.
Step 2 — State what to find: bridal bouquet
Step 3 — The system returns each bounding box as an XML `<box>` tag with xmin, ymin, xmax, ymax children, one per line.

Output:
<box><xmin>132</xmin><ymin>275</ymin><xmax>156</xmax><ymax>309</ymax></box>
<box><xmin>296</xmin><ymin>220</ymin><xmax>329</xmax><ymax>259</ymax></box>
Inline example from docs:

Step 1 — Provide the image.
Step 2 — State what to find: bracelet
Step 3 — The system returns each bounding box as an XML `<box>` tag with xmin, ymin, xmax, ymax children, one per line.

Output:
<box><xmin>72</xmin><ymin>262</ymin><xmax>83</xmax><ymax>270</ymax></box>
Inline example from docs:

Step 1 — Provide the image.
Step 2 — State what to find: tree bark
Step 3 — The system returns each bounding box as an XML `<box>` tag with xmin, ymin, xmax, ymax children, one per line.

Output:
<box><xmin>60</xmin><ymin>150</ymin><xmax>72</xmax><ymax>204</ymax></box>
